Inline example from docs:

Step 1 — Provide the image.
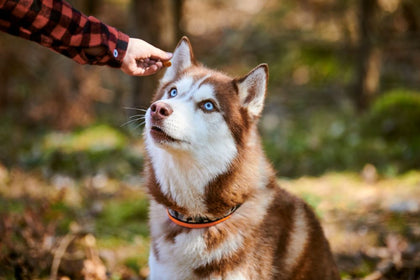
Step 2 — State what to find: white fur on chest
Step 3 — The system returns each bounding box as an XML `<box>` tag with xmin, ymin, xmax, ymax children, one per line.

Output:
<box><xmin>148</xmin><ymin>184</ymin><xmax>276</xmax><ymax>280</ymax></box>
<box><xmin>149</xmin><ymin>257</ymin><xmax>247</xmax><ymax>280</ymax></box>
<box><xmin>148</xmin><ymin>203</ymin><xmax>246</xmax><ymax>280</ymax></box>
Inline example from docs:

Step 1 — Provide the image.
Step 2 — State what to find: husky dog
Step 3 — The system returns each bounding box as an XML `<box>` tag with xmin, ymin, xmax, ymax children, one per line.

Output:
<box><xmin>143</xmin><ymin>37</ymin><xmax>340</xmax><ymax>280</ymax></box>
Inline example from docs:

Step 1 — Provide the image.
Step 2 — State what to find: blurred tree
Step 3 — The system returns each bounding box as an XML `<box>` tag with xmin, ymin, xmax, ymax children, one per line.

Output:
<box><xmin>84</xmin><ymin>0</ymin><xmax>102</xmax><ymax>15</ymax></box>
<box><xmin>130</xmin><ymin>0</ymin><xmax>183</xmax><ymax>109</ymax></box>
<box><xmin>353</xmin><ymin>0</ymin><xmax>380</xmax><ymax>111</ymax></box>
<box><xmin>401</xmin><ymin>0</ymin><xmax>419</xmax><ymax>32</ymax></box>
<box><xmin>352</xmin><ymin>0</ymin><xmax>420</xmax><ymax>111</ymax></box>
<box><xmin>67</xmin><ymin>0</ymin><xmax>102</xmax><ymax>17</ymax></box>
<box><xmin>174</xmin><ymin>0</ymin><xmax>185</xmax><ymax>39</ymax></box>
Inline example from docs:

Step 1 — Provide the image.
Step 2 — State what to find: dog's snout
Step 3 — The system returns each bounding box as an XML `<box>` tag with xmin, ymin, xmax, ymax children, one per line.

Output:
<box><xmin>150</xmin><ymin>101</ymin><xmax>173</xmax><ymax>119</ymax></box>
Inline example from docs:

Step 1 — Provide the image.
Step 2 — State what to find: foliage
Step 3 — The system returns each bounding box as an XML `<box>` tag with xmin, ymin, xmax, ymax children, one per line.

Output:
<box><xmin>0</xmin><ymin>199</ymin><xmax>57</xmax><ymax>278</ymax></box>
<box><xmin>361</xmin><ymin>89</ymin><xmax>420</xmax><ymax>172</ymax></box>
<box><xmin>366</xmin><ymin>89</ymin><xmax>420</xmax><ymax>142</ymax></box>
<box><xmin>261</xmin><ymin>92</ymin><xmax>420</xmax><ymax>177</ymax></box>
<box><xmin>1</xmin><ymin>0</ymin><xmax>419</xmax><ymax>179</ymax></box>
<box><xmin>95</xmin><ymin>198</ymin><xmax>149</xmax><ymax>239</ymax></box>
<box><xmin>19</xmin><ymin>124</ymin><xmax>144</xmax><ymax>179</ymax></box>
<box><xmin>0</xmin><ymin>167</ymin><xmax>150</xmax><ymax>280</ymax></box>
<box><xmin>262</xmin><ymin>108</ymin><xmax>364</xmax><ymax>177</ymax></box>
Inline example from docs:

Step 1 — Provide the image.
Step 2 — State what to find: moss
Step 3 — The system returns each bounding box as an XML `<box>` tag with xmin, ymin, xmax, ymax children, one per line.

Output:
<box><xmin>367</xmin><ymin>89</ymin><xmax>420</xmax><ymax>141</ymax></box>
<box><xmin>95</xmin><ymin>197</ymin><xmax>149</xmax><ymax>239</ymax></box>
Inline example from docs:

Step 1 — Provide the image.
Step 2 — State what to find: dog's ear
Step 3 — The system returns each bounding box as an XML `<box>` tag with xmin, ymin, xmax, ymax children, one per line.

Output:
<box><xmin>161</xmin><ymin>36</ymin><xmax>196</xmax><ymax>83</ymax></box>
<box><xmin>235</xmin><ymin>64</ymin><xmax>268</xmax><ymax>119</ymax></box>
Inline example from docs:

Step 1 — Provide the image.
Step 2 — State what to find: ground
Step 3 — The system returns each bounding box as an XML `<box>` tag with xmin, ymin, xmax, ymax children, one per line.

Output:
<box><xmin>0</xmin><ymin>166</ymin><xmax>419</xmax><ymax>279</ymax></box>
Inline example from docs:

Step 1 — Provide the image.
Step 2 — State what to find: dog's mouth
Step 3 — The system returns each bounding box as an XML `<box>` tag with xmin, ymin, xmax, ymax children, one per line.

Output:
<box><xmin>150</xmin><ymin>125</ymin><xmax>179</xmax><ymax>143</ymax></box>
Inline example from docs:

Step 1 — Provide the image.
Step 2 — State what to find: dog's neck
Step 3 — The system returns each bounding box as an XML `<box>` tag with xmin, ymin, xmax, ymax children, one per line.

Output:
<box><xmin>148</xmin><ymin>144</ymin><xmax>237</xmax><ymax>215</ymax></box>
<box><xmin>147</xmin><ymin>128</ymin><xmax>271</xmax><ymax>218</ymax></box>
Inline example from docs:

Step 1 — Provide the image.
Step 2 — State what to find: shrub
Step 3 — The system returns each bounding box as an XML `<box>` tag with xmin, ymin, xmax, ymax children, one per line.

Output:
<box><xmin>367</xmin><ymin>89</ymin><xmax>420</xmax><ymax>142</ymax></box>
<box><xmin>362</xmin><ymin>89</ymin><xmax>420</xmax><ymax>173</ymax></box>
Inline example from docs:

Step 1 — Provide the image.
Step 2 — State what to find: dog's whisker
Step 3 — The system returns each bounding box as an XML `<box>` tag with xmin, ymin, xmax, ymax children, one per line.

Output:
<box><xmin>129</xmin><ymin>117</ymin><xmax>146</xmax><ymax>123</ymax></box>
<box><xmin>128</xmin><ymin>118</ymin><xmax>145</xmax><ymax>123</ymax></box>
<box><xmin>132</xmin><ymin>121</ymin><xmax>146</xmax><ymax>129</ymax></box>
<box><xmin>126</xmin><ymin>119</ymin><xmax>144</xmax><ymax>125</ymax></box>
<box><xmin>129</xmin><ymin>114</ymin><xmax>146</xmax><ymax>119</ymax></box>
<box><xmin>123</xmin><ymin>106</ymin><xmax>148</xmax><ymax>112</ymax></box>
<box><xmin>121</xmin><ymin>118</ymin><xmax>144</xmax><ymax>127</ymax></box>
<box><xmin>120</xmin><ymin>111</ymin><xmax>148</xmax><ymax>128</ymax></box>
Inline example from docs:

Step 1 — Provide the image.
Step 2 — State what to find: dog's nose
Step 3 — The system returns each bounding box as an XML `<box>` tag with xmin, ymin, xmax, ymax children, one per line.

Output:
<box><xmin>150</xmin><ymin>101</ymin><xmax>173</xmax><ymax>119</ymax></box>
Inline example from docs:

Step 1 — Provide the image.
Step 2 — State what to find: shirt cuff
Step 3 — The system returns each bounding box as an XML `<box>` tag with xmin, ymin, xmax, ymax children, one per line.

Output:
<box><xmin>104</xmin><ymin>29</ymin><xmax>129</xmax><ymax>68</ymax></box>
<box><xmin>80</xmin><ymin>17</ymin><xmax>129</xmax><ymax>68</ymax></box>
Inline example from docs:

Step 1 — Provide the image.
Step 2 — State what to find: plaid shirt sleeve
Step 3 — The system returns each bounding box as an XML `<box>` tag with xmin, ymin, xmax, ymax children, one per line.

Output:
<box><xmin>0</xmin><ymin>0</ymin><xmax>129</xmax><ymax>67</ymax></box>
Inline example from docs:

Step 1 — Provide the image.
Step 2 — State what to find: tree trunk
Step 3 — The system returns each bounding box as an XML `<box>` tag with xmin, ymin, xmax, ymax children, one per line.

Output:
<box><xmin>353</xmin><ymin>0</ymin><xmax>381</xmax><ymax>111</ymax></box>
<box><xmin>174</xmin><ymin>0</ymin><xmax>184</xmax><ymax>39</ymax></box>
<box><xmin>130</xmin><ymin>0</ymin><xmax>179</xmax><ymax>110</ymax></box>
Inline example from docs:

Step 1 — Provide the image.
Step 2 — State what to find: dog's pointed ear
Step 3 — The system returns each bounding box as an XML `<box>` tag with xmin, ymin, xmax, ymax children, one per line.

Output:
<box><xmin>161</xmin><ymin>36</ymin><xmax>196</xmax><ymax>83</ymax></box>
<box><xmin>235</xmin><ymin>64</ymin><xmax>268</xmax><ymax>119</ymax></box>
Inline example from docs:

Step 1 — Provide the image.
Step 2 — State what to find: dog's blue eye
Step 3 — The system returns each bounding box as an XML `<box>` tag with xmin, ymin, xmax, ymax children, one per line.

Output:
<box><xmin>204</xmin><ymin>102</ymin><xmax>213</xmax><ymax>111</ymax></box>
<box><xmin>169</xmin><ymin>88</ymin><xmax>177</xmax><ymax>98</ymax></box>
<box><xmin>202</xmin><ymin>101</ymin><xmax>215</xmax><ymax>112</ymax></box>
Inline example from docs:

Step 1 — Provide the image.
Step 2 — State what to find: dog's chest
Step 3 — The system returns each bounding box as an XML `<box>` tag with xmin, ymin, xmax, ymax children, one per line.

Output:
<box><xmin>148</xmin><ymin>204</ymin><xmax>247</xmax><ymax>279</ymax></box>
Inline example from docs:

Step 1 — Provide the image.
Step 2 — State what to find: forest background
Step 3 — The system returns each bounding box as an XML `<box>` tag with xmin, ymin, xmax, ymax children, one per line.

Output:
<box><xmin>0</xmin><ymin>0</ymin><xmax>419</xmax><ymax>279</ymax></box>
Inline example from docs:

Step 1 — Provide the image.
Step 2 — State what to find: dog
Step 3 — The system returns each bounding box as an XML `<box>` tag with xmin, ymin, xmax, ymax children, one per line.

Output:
<box><xmin>143</xmin><ymin>37</ymin><xmax>340</xmax><ymax>280</ymax></box>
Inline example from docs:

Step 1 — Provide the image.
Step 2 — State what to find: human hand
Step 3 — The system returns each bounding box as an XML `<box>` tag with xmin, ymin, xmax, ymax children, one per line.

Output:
<box><xmin>121</xmin><ymin>38</ymin><xmax>172</xmax><ymax>76</ymax></box>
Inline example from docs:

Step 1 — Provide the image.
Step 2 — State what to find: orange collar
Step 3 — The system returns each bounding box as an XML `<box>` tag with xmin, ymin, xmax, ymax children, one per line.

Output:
<box><xmin>166</xmin><ymin>205</ymin><xmax>240</xmax><ymax>229</ymax></box>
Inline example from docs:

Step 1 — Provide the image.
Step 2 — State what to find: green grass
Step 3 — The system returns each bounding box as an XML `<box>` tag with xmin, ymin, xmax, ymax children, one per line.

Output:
<box><xmin>15</xmin><ymin>123</ymin><xmax>144</xmax><ymax>178</ymax></box>
<box><xmin>95</xmin><ymin>197</ymin><xmax>150</xmax><ymax>239</ymax></box>
<box><xmin>42</xmin><ymin>124</ymin><xmax>128</xmax><ymax>153</ymax></box>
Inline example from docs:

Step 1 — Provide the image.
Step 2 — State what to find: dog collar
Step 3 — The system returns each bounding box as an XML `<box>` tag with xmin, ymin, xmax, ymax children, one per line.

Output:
<box><xmin>166</xmin><ymin>205</ymin><xmax>240</xmax><ymax>229</ymax></box>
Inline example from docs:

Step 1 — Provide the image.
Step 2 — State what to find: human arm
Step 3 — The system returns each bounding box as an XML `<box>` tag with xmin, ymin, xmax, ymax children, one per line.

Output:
<box><xmin>0</xmin><ymin>0</ymin><xmax>172</xmax><ymax>75</ymax></box>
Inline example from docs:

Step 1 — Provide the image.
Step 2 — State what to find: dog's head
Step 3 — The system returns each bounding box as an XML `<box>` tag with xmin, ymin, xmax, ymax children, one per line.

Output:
<box><xmin>145</xmin><ymin>37</ymin><xmax>268</xmax><ymax>159</ymax></box>
<box><xmin>144</xmin><ymin>37</ymin><xmax>268</xmax><ymax>214</ymax></box>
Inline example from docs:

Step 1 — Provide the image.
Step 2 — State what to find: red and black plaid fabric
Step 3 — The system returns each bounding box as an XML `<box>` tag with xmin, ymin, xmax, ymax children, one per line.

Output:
<box><xmin>0</xmin><ymin>0</ymin><xmax>129</xmax><ymax>67</ymax></box>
